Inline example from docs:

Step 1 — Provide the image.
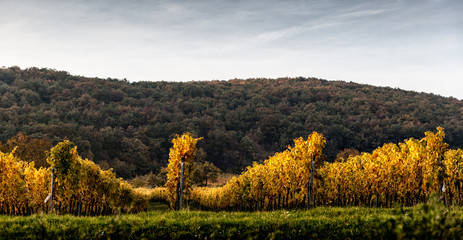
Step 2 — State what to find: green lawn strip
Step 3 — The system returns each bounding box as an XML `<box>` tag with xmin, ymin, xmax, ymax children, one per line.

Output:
<box><xmin>0</xmin><ymin>205</ymin><xmax>461</xmax><ymax>239</ymax></box>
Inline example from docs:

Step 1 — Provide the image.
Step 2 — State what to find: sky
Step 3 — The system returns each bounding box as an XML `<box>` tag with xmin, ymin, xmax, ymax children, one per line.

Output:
<box><xmin>1</xmin><ymin>0</ymin><xmax>462</xmax><ymax>99</ymax></box>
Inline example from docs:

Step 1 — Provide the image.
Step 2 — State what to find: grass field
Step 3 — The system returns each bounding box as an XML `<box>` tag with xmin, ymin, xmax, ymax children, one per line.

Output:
<box><xmin>0</xmin><ymin>199</ymin><xmax>462</xmax><ymax>239</ymax></box>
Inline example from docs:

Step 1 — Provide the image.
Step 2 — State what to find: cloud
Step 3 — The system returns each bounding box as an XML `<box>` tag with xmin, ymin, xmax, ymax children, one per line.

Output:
<box><xmin>0</xmin><ymin>0</ymin><xmax>462</xmax><ymax>98</ymax></box>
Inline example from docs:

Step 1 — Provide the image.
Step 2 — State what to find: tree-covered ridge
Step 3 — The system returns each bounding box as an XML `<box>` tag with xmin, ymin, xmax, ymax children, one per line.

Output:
<box><xmin>1</xmin><ymin>66</ymin><xmax>463</xmax><ymax>178</ymax></box>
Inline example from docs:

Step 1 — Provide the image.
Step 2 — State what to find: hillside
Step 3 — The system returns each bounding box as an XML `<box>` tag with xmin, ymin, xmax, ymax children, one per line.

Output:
<box><xmin>1</xmin><ymin>66</ymin><xmax>463</xmax><ymax>178</ymax></box>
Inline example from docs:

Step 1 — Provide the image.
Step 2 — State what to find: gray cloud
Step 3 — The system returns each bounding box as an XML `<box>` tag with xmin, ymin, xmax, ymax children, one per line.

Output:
<box><xmin>1</xmin><ymin>0</ymin><xmax>462</xmax><ymax>98</ymax></box>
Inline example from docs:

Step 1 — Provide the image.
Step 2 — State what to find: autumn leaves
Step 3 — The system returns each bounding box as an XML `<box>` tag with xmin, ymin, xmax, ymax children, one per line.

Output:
<box><xmin>171</xmin><ymin>128</ymin><xmax>463</xmax><ymax>210</ymax></box>
<box><xmin>2</xmin><ymin>128</ymin><xmax>463</xmax><ymax>215</ymax></box>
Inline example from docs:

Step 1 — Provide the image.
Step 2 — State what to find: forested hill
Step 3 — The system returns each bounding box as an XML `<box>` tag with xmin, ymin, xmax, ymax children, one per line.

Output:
<box><xmin>1</xmin><ymin>66</ymin><xmax>463</xmax><ymax>178</ymax></box>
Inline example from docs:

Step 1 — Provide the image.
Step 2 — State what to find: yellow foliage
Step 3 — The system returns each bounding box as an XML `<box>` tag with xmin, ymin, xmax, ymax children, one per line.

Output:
<box><xmin>318</xmin><ymin>127</ymin><xmax>449</xmax><ymax>206</ymax></box>
<box><xmin>189</xmin><ymin>128</ymin><xmax>462</xmax><ymax>209</ymax></box>
<box><xmin>190</xmin><ymin>132</ymin><xmax>326</xmax><ymax>210</ymax></box>
<box><xmin>165</xmin><ymin>133</ymin><xmax>203</xmax><ymax>209</ymax></box>
<box><xmin>0</xmin><ymin>140</ymin><xmax>148</xmax><ymax>215</ymax></box>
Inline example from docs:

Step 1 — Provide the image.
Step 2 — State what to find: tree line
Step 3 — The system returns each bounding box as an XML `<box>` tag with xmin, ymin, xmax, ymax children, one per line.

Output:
<box><xmin>1</xmin><ymin>66</ymin><xmax>463</xmax><ymax>179</ymax></box>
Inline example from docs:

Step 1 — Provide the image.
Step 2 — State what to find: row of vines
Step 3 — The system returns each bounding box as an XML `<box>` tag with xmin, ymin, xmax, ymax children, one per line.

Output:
<box><xmin>0</xmin><ymin>140</ymin><xmax>149</xmax><ymax>215</ymax></box>
<box><xmin>3</xmin><ymin>127</ymin><xmax>463</xmax><ymax>214</ymax></box>
<box><xmin>169</xmin><ymin>128</ymin><xmax>463</xmax><ymax>211</ymax></box>
<box><xmin>189</xmin><ymin>131</ymin><xmax>326</xmax><ymax>210</ymax></box>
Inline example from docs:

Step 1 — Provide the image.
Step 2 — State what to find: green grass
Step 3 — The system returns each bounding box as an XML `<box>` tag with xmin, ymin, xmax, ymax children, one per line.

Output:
<box><xmin>146</xmin><ymin>201</ymin><xmax>170</xmax><ymax>211</ymax></box>
<box><xmin>1</xmin><ymin>199</ymin><xmax>463</xmax><ymax>239</ymax></box>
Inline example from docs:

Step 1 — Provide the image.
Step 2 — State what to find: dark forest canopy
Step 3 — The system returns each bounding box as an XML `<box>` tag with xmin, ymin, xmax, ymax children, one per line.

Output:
<box><xmin>1</xmin><ymin>66</ymin><xmax>463</xmax><ymax>178</ymax></box>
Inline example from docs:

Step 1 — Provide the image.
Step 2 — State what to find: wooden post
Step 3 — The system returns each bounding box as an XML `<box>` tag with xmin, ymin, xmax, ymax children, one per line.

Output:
<box><xmin>308</xmin><ymin>156</ymin><xmax>315</xmax><ymax>209</ymax></box>
<box><xmin>178</xmin><ymin>159</ymin><xmax>185</xmax><ymax>210</ymax></box>
<box><xmin>440</xmin><ymin>182</ymin><xmax>445</xmax><ymax>203</ymax></box>
<box><xmin>45</xmin><ymin>167</ymin><xmax>55</xmax><ymax>213</ymax></box>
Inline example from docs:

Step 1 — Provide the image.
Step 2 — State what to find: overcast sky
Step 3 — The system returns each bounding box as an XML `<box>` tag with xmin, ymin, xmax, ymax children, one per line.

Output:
<box><xmin>1</xmin><ymin>0</ymin><xmax>462</xmax><ymax>99</ymax></box>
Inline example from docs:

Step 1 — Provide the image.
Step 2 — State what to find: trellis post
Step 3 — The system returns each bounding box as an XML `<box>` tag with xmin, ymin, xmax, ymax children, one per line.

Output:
<box><xmin>44</xmin><ymin>167</ymin><xmax>55</xmax><ymax>213</ymax></box>
<box><xmin>178</xmin><ymin>158</ymin><xmax>185</xmax><ymax>210</ymax></box>
<box><xmin>307</xmin><ymin>156</ymin><xmax>315</xmax><ymax>209</ymax></box>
